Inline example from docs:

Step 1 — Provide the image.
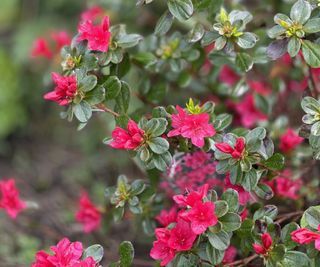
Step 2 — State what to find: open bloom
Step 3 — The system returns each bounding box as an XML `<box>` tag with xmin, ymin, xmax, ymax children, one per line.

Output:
<box><xmin>31</xmin><ymin>38</ymin><xmax>53</xmax><ymax>59</ymax></box>
<box><xmin>110</xmin><ymin>120</ymin><xmax>144</xmax><ymax>150</ymax></box>
<box><xmin>291</xmin><ymin>226</ymin><xmax>320</xmax><ymax>250</ymax></box>
<box><xmin>156</xmin><ymin>207</ymin><xmax>177</xmax><ymax>227</ymax></box>
<box><xmin>44</xmin><ymin>73</ymin><xmax>77</xmax><ymax>106</ymax></box>
<box><xmin>80</xmin><ymin>6</ymin><xmax>104</xmax><ymax>22</ymax></box>
<box><xmin>168</xmin><ymin>106</ymin><xmax>215</xmax><ymax>148</ymax></box>
<box><xmin>75</xmin><ymin>191</ymin><xmax>102</xmax><ymax>233</ymax></box>
<box><xmin>0</xmin><ymin>179</ymin><xmax>26</xmax><ymax>219</ymax></box>
<box><xmin>279</xmin><ymin>128</ymin><xmax>304</xmax><ymax>153</ymax></box>
<box><xmin>78</xmin><ymin>16</ymin><xmax>111</xmax><ymax>52</ymax></box>
<box><xmin>173</xmin><ymin>184</ymin><xmax>209</xmax><ymax>207</ymax></box>
<box><xmin>253</xmin><ymin>233</ymin><xmax>273</xmax><ymax>255</ymax></box>
<box><xmin>215</xmin><ymin>137</ymin><xmax>245</xmax><ymax>159</ymax></box>
<box><xmin>179</xmin><ymin>201</ymin><xmax>218</xmax><ymax>234</ymax></box>
<box><xmin>32</xmin><ymin>238</ymin><xmax>97</xmax><ymax>267</ymax></box>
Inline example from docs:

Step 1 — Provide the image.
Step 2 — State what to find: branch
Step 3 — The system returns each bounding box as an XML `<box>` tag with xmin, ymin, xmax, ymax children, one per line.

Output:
<box><xmin>95</xmin><ymin>103</ymin><xmax>120</xmax><ymax>117</ymax></box>
<box><xmin>275</xmin><ymin>211</ymin><xmax>303</xmax><ymax>224</ymax></box>
<box><xmin>224</xmin><ymin>254</ymin><xmax>259</xmax><ymax>267</ymax></box>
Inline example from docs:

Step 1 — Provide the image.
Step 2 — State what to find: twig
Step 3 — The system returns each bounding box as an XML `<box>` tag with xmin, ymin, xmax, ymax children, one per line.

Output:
<box><xmin>95</xmin><ymin>103</ymin><xmax>120</xmax><ymax>117</ymax></box>
<box><xmin>275</xmin><ymin>211</ymin><xmax>303</xmax><ymax>224</ymax></box>
<box><xmin>224</xmin><ymin>254</ymin><xmax>259</xmax><ymax>267</ymax></box>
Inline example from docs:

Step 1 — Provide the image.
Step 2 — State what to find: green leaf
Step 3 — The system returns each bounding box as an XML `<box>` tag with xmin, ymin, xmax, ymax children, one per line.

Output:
<box><xmin>236</xmin><ymin>52</ymin><xmax>253</xmax><ymax>72</ymax></box>
<box><xmin>303</xmin><ymin>18</ymin><xmax>320</xmax><ymax>34</ymax></box>
<box><xmin>290</xmin><ymin>0</ymin><xmax>311</xmax><ymax>24</ymax></box>
<box><xmin>85</xmin><ymin>86</ymin><xmax>105</xmax><ymax>105</ymax></box>
<box><xmin>254</xmin><ymin>184</ymin><xmax>274</xmax><ymax>200</ymax></box>
<box><xmin>155</xmin><ymin>11</ymin><xmax>174</xmax><ymax>36</ymax></box>
<box><xmin>144</xmin><ymin>118</ymin><xmax>168</xmax><ymax>137</ymax></box>
<box><xmin>236</xmin><ymin>32</ymin><xmax>258</xmax><ymax>49</ymax></box>
<box><xmin>201</xmin><ymin>31</ymin><xmax>220</xmax><ymax>46</ymax></box>
<box><xmin>105</xmin><ymin>76</ymin><xmax>122</xmax><ymax>100</ymax></box>
<box><xmin>132</xmin><ymin>52</ymin><xmax>157</xmax><ymax>66</ymax></box>
<box><xmin>281</xmin><ymin>251</ymin><xmax>310</xmax><ymax>267</ymax></box>
<box><xmin>119</xmin><ymin>241</ymin><xmax>134</xmax><ymax>267</ymax></box>
<box><xmin>115</xmin><ymin>81</ymin><xmax>130</xmax><ymax>114</ymax></box>
<box><xmin>215</xmin><ymin>36</ymin><xmax>227</xmax><ymax>50</ymax></box>
<box><xmin>242</xmin><ymin>169</ymin><xmax>258</xmax><ymax>192</ymax></box>
<box><xmin>214</xmin><ymin>113</ymin><xmax>233</xmax><ymax>131</ymax></box>
<box><xmin>262</xmin><ymin>153</ymin><xmax>285</xmax><ymax>171</ymax></box>
<box><xmin>82</xmin><ymin>244</ymin><xmax>104</xmax><ymax>263</ymax></box>
<box><xmin>131</xmin><ymin>180</ymin><xmax>146</xmax><ymax>195</ymax></box>
<box><xmin>168</xmin><ymin>0</ymin><xmax>193</xmax><ymax>21</ymax></box>
<box><xmin>301</xmin><ymin>96</ymin><xmax>320</xmax><ymax>115</ymax></box>
<box><xmin>304</xmin><ymin>206</ymin><xmax>320</xmax><ymax>230</ymax></box>
<box><xmin>78</xmin><ymin>75</ymin><xmax>97</xmax><ymax>92</ymax></box>
<box><xmin>188</xmin><ymin>23</ymin><xmax>205</xmax><ymax>43</ymax></box>
<box><xmin>281</xmin><ymin>222</ymin><xmax>299</xmax><ymax>249</ymax></box>
<box><xmin>311</xmin><ymin>121</ymin><xmax>320</xmax><ymax>136</ymax></box>
<box><xmin>73</xmin><ymin>101</ymin><xmax>92</xmax><ymax>122</ymax></box>
<box><xmin>214</xmin><ymin>200</ymin><xmax>229</xmax><ymax>218</ymax></box>
<box><xmin>153</xmin><ymin>151</ymin><xmax>172</xmax><ymax>171</ymax></box>
<box><xmin>117</xmin><ymin>34</ymin><xmax>142</xmax><ymax>48</ymax></box>
<box><xmin>254</xmin><ymin>94</ymin><xmax>270</xmax><ymax>115</ymax></box>
<box><xmin>148</xmin><ymin>137</ymin><xmax>169</xmax><ymax>154</ymax></box>
<box><xmin>206</xmin><ymin>243</ymin><xmax>225</xmax><ymax>265</ymax></box>
<box><xmin>221</xmin><ymin>189</ymin><xmax>239</xmax><ymax>213</ymax></box>
<box><xmin>220</xmin><ymin>212</ymin><xmax>241</xmax><ymax>232</ymax></box>
<box><xmin>288</xmin><ymin>37</ymin><xmax>301</xmax><ymax>57</ymax></box>
<box><xmin>302</xmin><ymin>40</ymin><xmax>320</xmax><ymax>68</ymax></box>
<box><xmin>268</xmin><ymin>25</ymin><xmax>286</xmax><ymax>38</ymax></box>
<box><xmin>270</xmin><ymin>244</ymin><xmax>286</xmax><ymax>262</ymax></box>
<box><xmin>207</xmin><ymin>230</ymin><xmax>230</xmax><ymax>250</ymax></box>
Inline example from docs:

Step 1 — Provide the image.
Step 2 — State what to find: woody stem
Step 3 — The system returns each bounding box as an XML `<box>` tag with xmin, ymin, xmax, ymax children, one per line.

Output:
<box><xmin>95</xmin><ymin>103</ymin><xmax>120</xmax><ymax>117</ymax></box>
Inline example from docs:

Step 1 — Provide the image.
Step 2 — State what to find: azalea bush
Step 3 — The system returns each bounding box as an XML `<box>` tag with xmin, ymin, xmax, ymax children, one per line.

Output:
<box><xmin>2</xmin><ymin>0</ymin><xmax>320</xmax><ymax>266</ymax></box>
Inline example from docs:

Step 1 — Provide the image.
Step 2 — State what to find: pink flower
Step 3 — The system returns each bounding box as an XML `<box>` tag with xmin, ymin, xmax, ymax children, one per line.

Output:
<box><xmin>248</xmin><ymin>81</ymin><xmax>272</xmax><ymax>96</ymax></box>
<box><xmin>78</xmin><ymin>16</ymin><xmax>111</xmax><ymax>52</ymax></box>
<box><xmin>240</xmin><ymin>208</ymin><xmax>248</xmax><ymax>221</ymax></box>
<box><xmin>231</xmin><ymin>94</ymin><xmax>267</xmax><ymax>128</ymax></box>
<box><xmin>32</xmin><ymin>238</ymin><xmax>97</xmax><ymax>267</ymax></box>
<box><xmin>80</xmin><ymin>6</ymin><xmax>104</xmax><ymax>22</ymax></box>
<box><xmin>31</xmin><ymin>38</ymin><xmax>53</xmax><ymax>59</ymax></box>
<box><xmin>279</xmin><ymin>128</ymin><xmax>304</xmax><ymax>153</ymax></box>
<box><xmin>222</xmin><ymin>246</ymin><xmax>237</xmax><ymax>264</ymax></box>
<box><xmin>224</xmin><ymin>174</ymin><xmax>251</xmax><ymax>205</ymax></box>
<box><xmin>156</xmin><ymin>207</ymin><xmax>178</xmax><ymax>227</ymax></box>
<box><xmin>253</xmin><ymin>233</ymin><xmax>273</xmax><ymax>255</ymax></box>
<box><xmin>0</xmin><ymin>179</ymin><xmax>26</xmax><ymax>219</ymax></box>
<box><xmin>75</xmin><ymin>191</ymin><xmax>102</xmax><ymax>233</ymax></box>
<box><xmin>215</xmin><ymin>137</ymin><xmax>245</xmax><ymax>159</ymax></box>
<box><xmin>110</xmin><ymin>120</ymin><xmax>144</xmax><ymax>150</ymax></box>
<box><xmin>291</xmin><ymin>226</ymin><xmax>320</xmax><ymax>250</ymax></box>
<box><xmin>168</xmin><ymin>219</ymin><xmax>197</xmax><ymax>251</ymax></box>
<box><xmin>150</xmin><ymin>239</ymin><xmax>176</xmax><ymax>266</ymax></box>
<box><xmin>51</xmin><ymin>31</ymin><xmax>71</xmax><ymax>51</ymax></box>
<box><xmin>219</xmin><ymin>65</ymin><xmax>240</xmax><ymax>86</ymax></box>
<box><xmin>44</xmin><ymin>73</ymin><xmax>77</xmax><ymax>106</ymax></box>
<box><xmin>265</xmin><ymin>170</ymin><xmax>302</xmax><ymax>200</ymax></box>
<box><xmin>168</xmin><ymin>106</ymin><xmax>215</xmax><ymax>148</ymax></box>
<box><xmin>179</xmin><ymin>201</ymin><xmax>218</xmax><ymax>234</ymax></box>
<box><xmin>173</xmin><ymin>184</ymin><xmax>209</xmax><ymax>207</ymax></box>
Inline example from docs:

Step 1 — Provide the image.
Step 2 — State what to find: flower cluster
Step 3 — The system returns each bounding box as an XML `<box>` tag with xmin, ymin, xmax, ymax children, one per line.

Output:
<box><xmin>31</xmin><ymin>238</ymin><xmax>97</xmax><ymax>267</ymax></box>
<box><xmin>215</xmin><ymin>137</ymin><xmax>246</xmax><ymax>159</ymax></box>
<box><xmin>291</xmin><ymin>226</ymin><xmax>320</xmax><ymax>251</ymax></box>
<box><xmin>0</xmin><ymin>179</ymin><xmax>26</xmax><ymax>219</ymax></box>
<box><xmin>279</xmin><ymin>128</ymin><xmax>304</xmax><ymax>153</ymax></box>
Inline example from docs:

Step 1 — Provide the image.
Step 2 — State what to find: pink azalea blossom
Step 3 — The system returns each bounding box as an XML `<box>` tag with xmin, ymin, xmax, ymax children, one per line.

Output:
<box><xmin>156</xmin><ymin>207</ymin><xmax>178</xmax><ymax>227</ymax></box>
<box><xmin>222</xmin><ymin>246</ymin><xmax>237</xmax><ymax>264</ymax></box>
<box><xmin>80</xmin><ymin>6</ymin><xmax>104</xmax><ymax>22</ymax></box>
<box><xmin>291</xmin><ymin>226</ymin><xmax>320</xmax><ymax>250</ymax></box>
<box><xmin>215</xmin><ymin>137</ymin><xmax>245</xmax><ymax>159</ymax></box>
<box><xmin>219</xmin><ymin>65</ymin><xmax>240</xmax><ymax>86</ymax></box>
<box><xmin>75</xmin><ymin>191</ymin><xmax>102</xmax><ymax>233</ymax></box>
<box><xmin>253</xmin><ymin>233</ymin><xmax>273</xmax><ymax>255</ymax></box>
<box><xmin>167</xmin><ymin>219</ymin><xmax>197</xmax><ymax>251</ymax></box>
<box><xmin>279</xmin><ymin>128</ymin><xmax>304</xmax><ymax>153</ymax></box>
<box><xmin>179</xmin><ymin>201</ymin><xmax>218</xmax><ymax>234</ymax></box>
<box><xmin>230</xmin><ymin>94</ymin><xmax>267</xmax><ymax>128</ymax></box>
<box><xmin>248</xmin><ymin>80</ymin><xmax>272</xmax><ymax>96</ymax></box>
<box><xmin>78</xmin><ymin>16</ymin><xmax>111</xmax><ymax>52</ymax></box>
<box><xmin>265</xmin><ymin>170</ymin><xmax>302</xmax><ymax>200</ymax></box>
<box><xmin>44</xmin><ymin>73</ymin><xmax>77</xmax><ymax>106</ymax></box>
<box><xmin>109</xmin><ymin>120</ymin><xmax>144</xmax><ymax>150</ymax></box>
<box><xmin>51</xmin><ymin>31</ymin><xmax>71</xmax><ymax>51</ymax></box>
<box><xmin>173</xmin><ymin>184</ymin><xmax>209</xmax><ymax>207</ymax></box>
<box><xmin>32</xmin><ymin>238</ymin><xmax>97</xmax><ymax>267</ymax></box>
<box><xmin>0</xmin><ymin>179</ymin><xmax>26</xmax><ymax>219</ymax></box>
<box><xmin>31</xmin><ymin>38</ymin><xmax>53</xmax><ymax>59</ymax></box>
<box><xmin>167</xmin><ymin>106</ymin><xmax>216</xmax><ymax>148</ymax></box>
